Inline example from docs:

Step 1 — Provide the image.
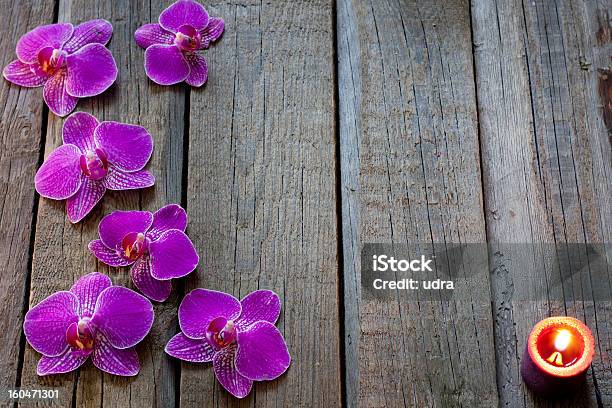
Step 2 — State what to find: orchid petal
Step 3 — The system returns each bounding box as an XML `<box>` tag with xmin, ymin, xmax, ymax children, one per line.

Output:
<box><xmin>179</xmin><ymin>289</ymin><xmax>241</xmax><ymax>339</ymax></box>
<box><xmin>43</xmin><ymin>70</ymin><xmax>78</xmax><ymax>117</ymax></box>
<box><xmin>16</xmin><ymin>23</ymin><xmax>73</xmax><ymax>64</ymax></box>
<box><xmin>147</xmin><ymin>204</ymin><xmax>187</xmax><ymax>241</ymax></box>
<box><xmin>159</xmin><ymin>0</ymin><xmax>209</xmax><ymax>33</ymax></box>
<box><xmin>213</xmin><ymin>344</ymin><xmax>252</xmax><ymax>398</ymax></box>
<box><xmin>65</xmin><ymin>43</ymin><xmax>117</xmax><ymax>97</ymax></box>
<box><xmin>130</xmin><ymin>257</ymin><xmax>172</xmax><ymax>302</ymax></box>
<box><xmin>235</xmin><ymin>321</ymin><xmax>290</xmax><ymax>381</ymax></box>
<box><xmin>66</xmin><ymin>178</ymin><xmax>106</xmax><ymax>223</ymax></box>
<box><xmin>184</xmin><ymin>53</ymin><xmax>207</xmax><ymax>87</ymax></box>
<box><xmin>34</xmin><ymin>144</ymin><xmax>82</xmax><ymax>200</ymax></box>
<box><xmin>98</xmin><ymin>210</ymin><xmax>153</xmax><ymax>249</ymax></box>
<box><xmin>200</xmin><ymin>17</ymin><xmax>224</xmax><ymax>48</ymax></box>
<box><xmin>92</xmin><ymin>333</ymin><xmax>139</xmax><ymax>376</ymax></box>
<box><xmin>149</xmin><ymin>229</ymin><xmax>199</xmax><ymax>280</ymax></box>
<box><xmin>144</xmin><ymin>44</ymin><xmax>189</xmax><ymax>85</ymax></box>
<box><xmin>37</xmin><ymin>347</ymin><xmax>89</xmax><ymax>376</ymax></box>
<box><xmin>165</xmin><ymin>332</ymin><xmax>215</xmax><ymax>362</ymax></box>
<box><xmin>62</xmin><ymin>111</ymin><xmax>98</xmax><ymax>152</ymax></box>
<box><xmin>70</xmin><ymin>272</ymin><xmax>112</xmax><ymax>318</ymax></box>
<box><xmin>2</xmin><ymin>59</ymin><xmax>46</xmax><ymax>87</ymax></box>
<box><xmin>24</xmin><ymin>291</ymin><xmax>79</xmax><ymax>357</ymax></box>
<box><xmin>134</xmin><ymin>23</ymin><xmax>174</xmax><ymax>49</ymax></box>
<box><xmin>94</xmin><ymin>121</ymin><xmax>153</xmax><ymax>171</ymax></box>
<box><xmin>63</xmin><ymin>19</ymin><xmax>113</xmax><ymax>54</ymax></box>
<box><xmin>89</xmin><ymin>239</ymin><xmax>133</xmax><ymax>267</ymax></box>
<box><xmin>103</xmin><ymin>167</ymin><xmax>155</xmax><ymax>191</ymax></box>
<box><xmin>91</xmin><ymin>286</ymin><xmax>154</xmax><ymax>349</ymax></box>
<box><xmin>235</xmin><ymin>290</ymin><xmax>281</xmax><ymax>331</ymax></box>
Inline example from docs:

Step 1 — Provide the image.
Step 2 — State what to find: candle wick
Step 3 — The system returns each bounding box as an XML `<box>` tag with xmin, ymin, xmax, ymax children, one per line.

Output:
<box><xmin>546</xmin><ymin>351</ymin><xmax>563</xmax><ymax>366</ymax></box>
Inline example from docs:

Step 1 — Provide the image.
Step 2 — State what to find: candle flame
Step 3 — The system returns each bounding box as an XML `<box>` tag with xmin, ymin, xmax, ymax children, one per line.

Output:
<box><xmin>544</xmin><ymin>329</ymin><xmax>572</xmax><ymax>366</ymax></box>
<box><xmin>554</xmin><ymin>329</ymin><xmax>571</xmax><ymax>352</ymax></box>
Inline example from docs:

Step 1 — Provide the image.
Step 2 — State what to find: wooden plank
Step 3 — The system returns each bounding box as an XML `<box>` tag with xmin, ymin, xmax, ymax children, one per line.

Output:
<box><xmin>181</xmin><ymin>0</ymin><xmax>341</xmax><ymax>406</ymax></box>
<box><xmin>18</xmin><ymin>0</ymin><xmax>186</xmax><ymax>406</ymax></box>
<box><xmin>472</xmin><ymin>0</ymin><xmax>611</xmax><ymax>406</ymax></box>
<box><xmin>337</xmin><ymin>0</ymin><xmax>361</xmax><ymax>405</ymax></box>
<box><xmin>338</xmin><ymin>0</ymin><xmax>498</xmax><ymax>406</ymax></box>
<box><xmin>0</xmin><ymin>0</ymin><xmax>56</xmax><ymax>398</ymax></box>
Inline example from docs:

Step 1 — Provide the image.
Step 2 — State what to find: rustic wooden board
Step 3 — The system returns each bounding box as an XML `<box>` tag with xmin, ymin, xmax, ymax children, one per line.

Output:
<box><xmin>472</xmin><ymin>0</ymin><xmax>611</xmax><ymax>406</ymax></box>
<box><xmin>2</xmin><ymin>0</ymin><xmax>610</xmax><ymax>407</ymax></box>
<box><xmin>338</xmin><ymin>0</ymin><xmax>498</xmax><ymax>406</ymax></box>
<box><xmin>18</xmin><ymin>0</ymin><xmax>186</xmax><ymax>407</ymax></box>
<box><xmin>180</xmin><ymin>0</ymin><xmax>342</xmax><ymax>406</ymax></box>
<box><xmin>336</xmin><ymin>0</ymin><xmax>361</xmax><ymax>404</ymax></box>
<box><xmin>0</xmin><ymin>0</ymin><xmax>56</xmax><ymax>398</ymax></box>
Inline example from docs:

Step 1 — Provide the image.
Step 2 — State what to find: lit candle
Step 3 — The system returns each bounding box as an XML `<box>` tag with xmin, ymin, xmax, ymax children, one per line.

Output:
<box><xmin>521</xmin><ymin>316</ymin><xmax>595</xmax><ymax>397</ymax></box>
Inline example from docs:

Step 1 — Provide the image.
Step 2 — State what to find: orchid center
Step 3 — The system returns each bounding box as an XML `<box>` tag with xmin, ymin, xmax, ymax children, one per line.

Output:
<box><xmin>37</xmin><ymin>46</ymin><xmax>67</xmax><ymax>74</ymax></box>
<box><xmin>80</xmin><ymin>148</ymin><xmax>109</xmax><ymax>180</ymax></box>
<box><xmin>174</xmin><ymin>25</ymin><xmax>201</xmax><ymax>51</ymax></box>
<box><xmin>66</xmin><ymin>317</ymin><xmax>94</xmax><ymax>352</ymax></box>
<box><xmin>206</xmin><ymin>317</ymin><xmax>237</xmax><ymax>349</ymax></box>
<box><xmin>121</xmin><ymin>232</ymin><xmax>149</xmax><ymax>261</ymax></box>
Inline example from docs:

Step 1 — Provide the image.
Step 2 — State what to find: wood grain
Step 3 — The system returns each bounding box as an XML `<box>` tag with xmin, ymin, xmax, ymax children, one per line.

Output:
<box><xmin>0</xmin><ymin>0</ymin><xmax>56</xmax><ymax>398</ymax></box>
<box><xmin>180</xmin><ymin>0</ymin><xmax>341</xmax><ymax>406</ymax></box>
<box><xmin>338</xmin><ymin>0</ymin><xmax>498</xmax><ymax>406</ymax></box>
<box><xmin>337</xmin><ymin>0</ymin><xmax>361</xmax><ymax>404</ymax></box>
<box><xmin>2</xmin><ymin>0</ymin><xmax>610</xmax><ymax>407</ymax></box>
<box><xmin>472</xmin><ymin>0</ymin><xmax>612</xmax><ymax>406</ymax></box>
<box><xmin>18</xmin><ymin>1</ymin><xmax>186</xmax><ymax>407</ymax></box>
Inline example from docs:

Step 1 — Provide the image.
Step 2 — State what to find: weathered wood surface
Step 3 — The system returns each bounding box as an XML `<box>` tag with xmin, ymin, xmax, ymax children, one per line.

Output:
<box><xmin>181</xmin><ymin>0</ymin><xmax>342</xmax><ymax>406</ymax></box>
<box><xmin>18</xmin><ymin>0</ymin><xmax>186</xmax><ymax>407</ymax></box>
<box><xmin>1</xmin><ymin>0</ymin><xmax>610</xmax><ymax>407</ymax></box>
<box><xmin>338</xmin><ymin>0</ymin><xmax>498</xmax><ymax>407</ymax></box>
<box><xmin>0</xmin><ymin>0</ymin><xmax>56</xmax><ymax>398</ymax></box>
<box><xmin>472</xmin><ymin>0</ymin><xmax>611</xmax><ymax>407</ymax></box>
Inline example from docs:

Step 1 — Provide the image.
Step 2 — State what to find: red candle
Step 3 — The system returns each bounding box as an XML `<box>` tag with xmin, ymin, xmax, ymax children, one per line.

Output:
<box><xmin>521</xmin><ymin>316</ymin><xmax>595</xmax><ymax>397</ymax></box>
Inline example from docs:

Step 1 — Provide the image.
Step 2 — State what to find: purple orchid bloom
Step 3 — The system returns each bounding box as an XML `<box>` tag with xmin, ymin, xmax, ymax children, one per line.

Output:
<box><xmin>24</xmin><ymin>272</ymin><xmax>154</xmax><ymax>376</ymax></box>
<box><xmin>2</xmin><ymin>20</ymin><xmax>117</xmax><ymax>116</ymax></box>
<box><xmin>134</xmin><ymin>0</ymin><xmax>224</xmax><ymax>86</ymax></box>
<box><xmin>166</xmin><ymin>289</ymin><xmax>291</xmax><ymax>398</ymax></box>
<box><xmin>88</xmin><ymin>204</ymin><xmax>199</xmax><ymax>302</ymax></box>
<box><xmin>34</xmin><ymin>112</ymin><xmax>155</xmax><ymax>223</ymax></box>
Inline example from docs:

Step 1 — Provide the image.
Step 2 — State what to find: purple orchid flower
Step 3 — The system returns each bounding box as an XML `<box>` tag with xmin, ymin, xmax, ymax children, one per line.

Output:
<box><xmin>134</xmin><ymin>0</ymin><xmax>224</xmax><ymax>86</ymax></box>
<box><xmin>88</xmin><ymin>204</ymin><xmax>199</xmax><ymax>302</ymax></box>
<box><xmin>24</xmin><ymin>272</ymin><xmax>154</xmax><ymax>376</ymax></box>
<box><xmin>34</xmin><ymin>112</ymin><xmax>155</xmax><ymax>223</ymax></box>
<box><xmin>165</xmin><ymin>289</ymin><xmax>291</xmax><ymax>398</ymax></box>
<box><xmin>2</xmin><ymin>20</ymin><xmax>117</xmax><ymax>116</ymax></box>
